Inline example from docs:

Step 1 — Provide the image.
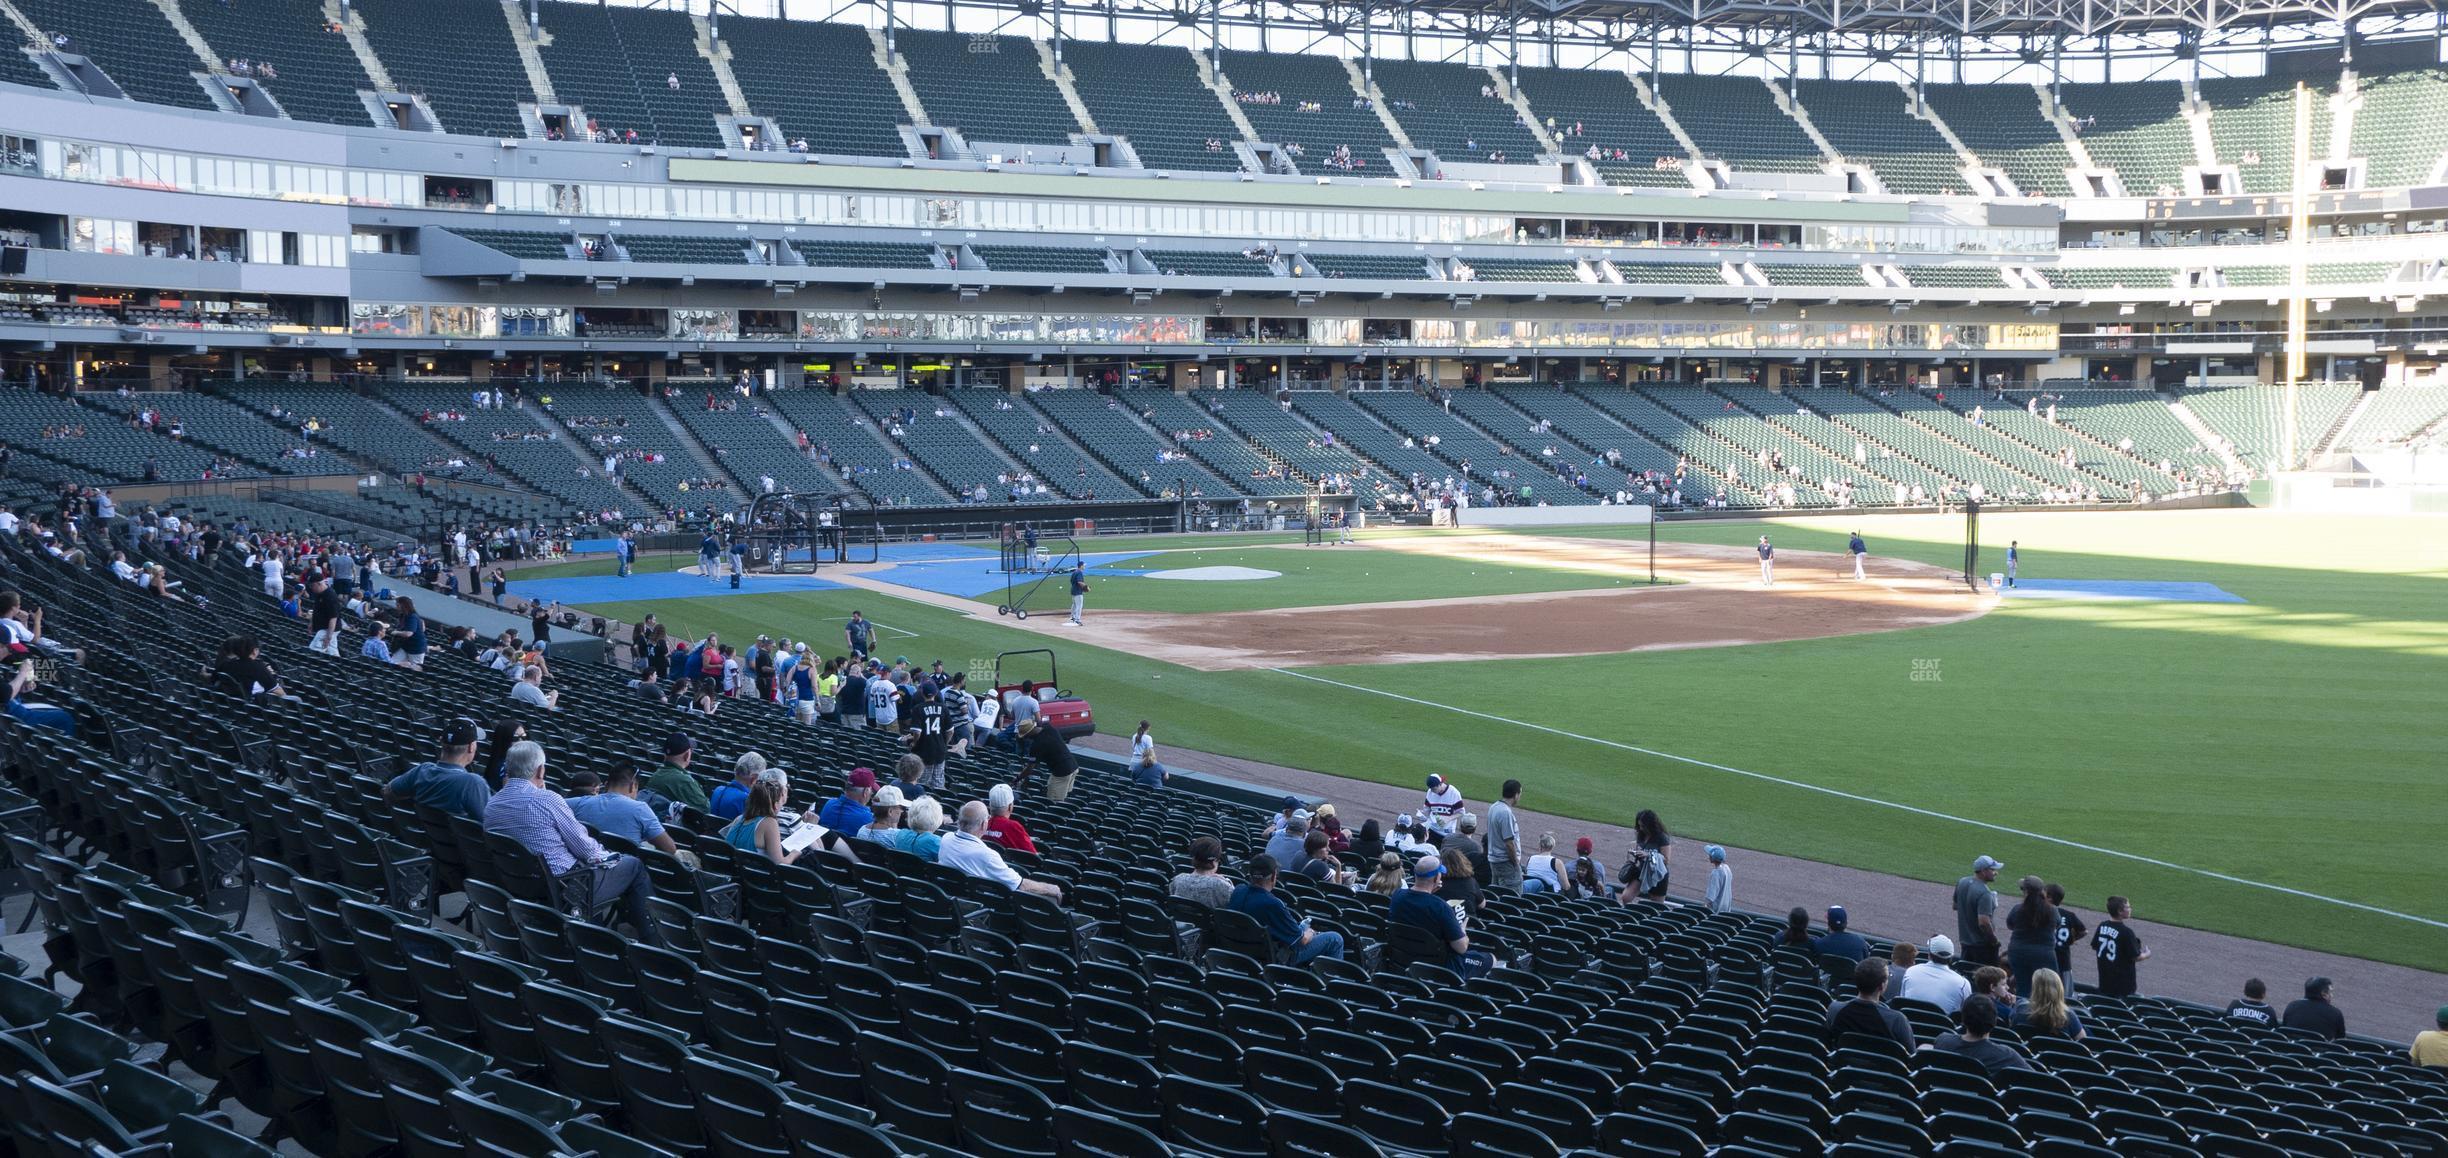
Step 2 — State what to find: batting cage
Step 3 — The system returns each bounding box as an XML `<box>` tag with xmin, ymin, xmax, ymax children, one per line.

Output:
<box><xmin>995</xmin><ymin>534</ymin><xmax>1084</xmax><ymax>619</ymax></box>
<box><xmin>739</xmin><ymin>492</ymin><xmax>878</xmax><ymax>572</ymax></box>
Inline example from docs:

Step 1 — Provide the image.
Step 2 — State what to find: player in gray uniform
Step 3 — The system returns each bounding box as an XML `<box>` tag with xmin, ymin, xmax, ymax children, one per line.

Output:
<box><xmin>1757</xmin><ymin>536</ymin><xmax>1775</xmax><ymax>586</ymax></box>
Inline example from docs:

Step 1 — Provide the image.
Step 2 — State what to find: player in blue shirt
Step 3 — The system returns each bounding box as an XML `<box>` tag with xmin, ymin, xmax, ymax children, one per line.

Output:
<box><xmin>1848</xmin><ymin>531</ymin><xmax>1867</xmax><ymax>581</ymax></box>
<box><xmin>1757</xmin><ymin>536</ymin><xmax>1775</xmax><ymax>586</ymax></box>
<box><xmin>698</xmin><ymin>531</ymin><xmax>720</xmax><ymax>584</ymax></box>
<box><xmin>2005</xmin><ymin>541</ymin><xmax>2019</xmax><ymax>588</ymax></box>
<box><xmin>1067</xmin><ymin>563</ymin><xmax>1088</xmax><ymax>626</ymax></box>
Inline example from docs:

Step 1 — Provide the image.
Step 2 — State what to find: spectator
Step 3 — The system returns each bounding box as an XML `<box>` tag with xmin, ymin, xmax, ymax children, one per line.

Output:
<box><xmin>212</xmin><ymin>635</ymin><xmax>285</xmax><ymax>699</ymax></box>
<box><xmin>2225</xmin><ymin>978</ymin><xmax>2277</xmax><ymax>1026</ymax></box>
<box><xmin>1228</xmin><ymin>854</ymin><xmax>1344</xmax><ymax>965</ymax></box>
<box><xmin>2003</xmin><ymin>876</ymin><xmax>2057</xmax><ymax>996</ymax></box>
<box><xmin>1013</xmin><ymin>718</ymin><xmax>1078</xmax><ymax>802</ymax></box>
<box><xmin>1363</xmin><ymin>852</ymin><xmax>1405</xmax><ymax>896</ymax></box>
<box><xmin>2090</xmin><ymin>895</ymin><xmax>2147</xmax><ymax>997</ymax></box>
<box><xmin>1127</xmin><ymin>720</ymin><xmax>1167</xmax><ymax>788</ymax></box>
<box><xmin>1972</xmin><ymin>966</ymin><xmax>2015</xmax><ymax>1024</ymax></box>
<box><xmin>485</xmin><ymin>741</ymin><xmax>660</xmax><ymax>944</ymax></box>
<box><xmin>940</xmin><ymin>801</ymin><xmax>1061</xmax><ymax>900</ymax></box>
<box><xmin>858</xmin><ymin>785</ymin><xmax>905</xmax><ymax>841</ymax></box>
<box><xmin>391</xmin><ymin>596</ymin><xmax>428</xmax><ymax>669</ymax></box>
<box><xmin>1780</xmin><ymin>907</ymin><xmax>1815</xmax><ymax>951</ymax></box>
<box><xmin>1623</xmin><ymin>809</ymin><xmax>1672</xmax><ymax>902</ymax></box>
<box><xmin>2412</xmin><ymin>1007</ymin><xmax>2448</xmax><ymax>1068</ymax></box>
<box><xmin>906</xmin><ymin>683</ymin><xmax>952</xmax><ymax>788</ymax></box>
<box><xmin>818</xmin><ymin>766</ymin><xmax>877</xmax><ymax>833</ymax></box>
<box><xmin>1928</xmin><ymin>992</ymin><xmax>2031</xmax><ymax>1078</ymax></box>
<box><xmin>1421</xmin><ymin>774</ymin><xmax>1465</xmax><ymax>834</ymax></box>
<box><xmin>721</xmin><ymin>777</ymin><xmax>802</xmax><ymax>865</ymax></box>
<box><xmin>709</xmin><ymin>753</ymin><xmax>764</xmax><ymax>821</ymax></box>
<box><xmin>647</xmin><ymin>731</ymin><xmax>709</xmax><ymax>812</ymax></box>
<box><xmin>1882</xmin><ymin>939</ymin><xmax>1917</xmax><ymax>1001</ymax></box>
<box><xmin>385</xmin><ymin>718</ymin><xmax>492</xmax><ymax>820</ymax></box>
<box><xmin>568</xmin><ymin>766</ymin><xmax>685</xmax><ymax>865</ymax></box>
<box><xmin>1388</xmin><ymin>855</ymin><xmax>1492</xmax><ymax>979</ymax></box>
<box><xmin>1521</xmin><ymin>833</ymin><xmax>1564</xmax><ymax>894</ymax></box>
<box><xmin>889</xmin><ymin>754</ymin><xmax>929</xmax><ymax>803</ymax></box>
<box><xmin>1349</xmin><ymin>819</ymin><xmax>1385</xmax><ymax>864</ymax></box>
<box><xmin>3</xmin><ymin>658</ymin><xmax>72</xmax><ymax>736</ymax></box>
<box><xmin>1169</xmin><ymin>836</ymin><xmax>1233</xmax><ymax>908</ymax></box>
<box><xmin>1486</xmin><ymin>779</ymin><xmax>1522</xmax><ymax>892</ymax></box>
<box><xmin>1813</xmin><ymin>906</ymin><xmax>1870</xmax><ymax>963</ymax></box>
<box><xmin>1898</xmin><ymin>936</ymin><xmax>1973</xmax><ymax>1013</ymax></box>
<box><xmin>306</xmin><ymin>574</ymin><xmax>342</xmax><ymax>656</ymax></box>
<box><xmin>1296</xmin><ymin>830</ymin><xmax>1345</xmax><ymax>884</ymax></box>
<box><xmin>1953</xmin><ymin>855</ymin><xmax>2003</xmax><ymax>966</ymax></box>
<box><xmin>2048</xmin><ymin>882</ymin><xmax>2086</xmax><ymax>977</ymax></box>
<box><xmin>1261</xmin><ymin>795</ymin><xmax>1301</xmax><ymax>838</ymax></box>
<box><xmin>1438</xmin><ymin>837</ymin><xmax>1485</xmax><ymax>921</ymax></box>
<box><xmin>1313</xmin><ymin>804</ymin><xmax>1349</xmax><ymax>854</ymax></box>
<box><xmin>1565</xmin><ymin>837</ymin><xmax>1608</xmax><ymax>899</ymax></box>
<box><xmin>476</xmin><ymin>718</ymin><xmax>528</xmax><ymax>790</ymax></box>
<box><xmin>982</xmin><ymin>783</ymin><xmax>1036</xmax><ymax>853</ymax></box>
<box><xmin>874</xmin><ymin>795</ymin><xmax>945</xmax><ymax>862</ymax></box>
<box><xmin>2282</xmin><ymin>977</ymin><xmax>2346</xmax><ymax>1039</ymax></box>
<box><xmin>1265</xmin><ymin>812</ymin><xmax>1311</xmax><ymax>867</ymax></box>
<box><xmin>2014</xmin><ymin>968</ymin><xmax>2085</xmax><ymax>1039</ymax></box>
<box><xmin>1824</xmin><ymin>958</ymin><xmax>1915</xmax><ymax>1050</ymax></box>
<box><xmin>1448</xmin><ymin>813</ymin><xmax>1491</xmax><ymax>883</ymax></box>
<box><xmin>1702</xmin><ymin>845</ymin><xmax>1732</xmax><ymax>913</ymax></box>
<box><xmin>509</xmin><ymin>665</ymin><xmax>559</xmax><ymax>711</ymax></box>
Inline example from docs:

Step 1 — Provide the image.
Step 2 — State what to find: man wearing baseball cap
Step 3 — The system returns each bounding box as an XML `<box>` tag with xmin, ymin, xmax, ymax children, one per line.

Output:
<box><xmin>384</xmin><ymin>718</ymin><xmax>492</xmax><ymax>821</ymax></box>
<box><xmin>1954</xmin><ymin>855</ymin><xmax>2004</xmax><ymax>966</ymax></box>
<box><xmin>1812</xmin><ymin>906</ymin><xmax>1870</xmax><ymax>964</ymax></box>
<box><xmin>1899</xmin><ymin>935</ymin><xmax>1973</xmax><ymax>1013</ymax></box>
<box><xmin>1388</xmin><ymin>854</ymin><xmax>1494</xmax><ymax>979</ymax></box>
<box><xmin>1421</xmin><ymin>774</ymin><xmax>1464</xmax><ymax>836</ymax></box>
<box><xmin>817</xmin><ymin>767</ymin><xmax>877</xmax><ymax>834</ymax></box>
<box><xmin>646</xmin><ymin>731</ymin><xmax>709</xmax><ymax>813</ymax></box>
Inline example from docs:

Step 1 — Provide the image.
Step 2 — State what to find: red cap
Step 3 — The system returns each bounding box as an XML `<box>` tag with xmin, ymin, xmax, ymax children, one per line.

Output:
<box><xmin>1576</xmin><ymin>837</ymin><xmax>1594</xmax><ymax>855</ymax></box>
<box><xmin>845</xmin><ymin>767</ymin><xmax>877</xmax><ymax>789</ymax></box>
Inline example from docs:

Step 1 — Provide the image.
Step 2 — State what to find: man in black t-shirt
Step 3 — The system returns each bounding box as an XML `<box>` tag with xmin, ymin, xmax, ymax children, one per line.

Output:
<box><xmin>2225</xmin><ymin>978</ymin><xmax>2278</xmax><ymax>1027</ymax></box>
<box><xmin>1015</xmin><ymin>718</ymin><xmax>1078</xmax><ymax>803</ymax></box>
<box><xmin>530</xmin><ymin>605</ymin><xmax>552</xmax><ymax>645</ymax></box>
<box><xmin>2089</xmin><ymin>895</ymin><xmax>2147</xmax><ymax>997</ymax></box>
<box><xmin>307</xmin><ymin>574</ymin><xmax>344</xmax><ymax>656</ymax></box>
<box><xmin>1823</xmin><ymin>958</ymin><xmax>1915</xmax><ymax>1051</ymax></box>
<box><xmin>907</xmin><ymin>684</ymin><xmax>952</xmax><ymax>787</ymax></box>
<box><xmin>2282</xmin><ymin>977</ymin><xmax>2347</xmax><ymax>1039</ymax></box>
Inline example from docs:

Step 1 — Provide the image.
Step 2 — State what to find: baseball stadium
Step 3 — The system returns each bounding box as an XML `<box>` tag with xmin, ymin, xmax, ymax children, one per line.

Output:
<box><xmin>1</xmin><ymin>0</ymin><xmax>2447</xmax><ymax>1150</ymax></box>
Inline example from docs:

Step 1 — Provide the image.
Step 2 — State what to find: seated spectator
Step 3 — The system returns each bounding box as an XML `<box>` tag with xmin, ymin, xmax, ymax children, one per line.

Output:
<box><xmin>2413</xmin><ymin>1007</ymin><xmax>2448</xmax><ymax>1068</ymax></box>
<box><xmin>484</xmin><ymin>740</ymin><xmax>660</xmax><ymax>944</ymax></box>
<box><xmin>1126</xmin><ymin>719</ymin><xmax>1167</xmax><ymax>788</ymax></box>
<box><xmin>1170</xmin><ymin>836</ymin><xmax>1233</xmax><ymax>908</ymax></box>
<box><xmin>1972</xmin><ymin>966</ymin><xmax>2016</xmax><ymax>1025</ymax></box>
<box><xmin>508</xmin><ymin>666</ymin><xmax>559</xmax><ymax>711</ymax></box>
<box><xmin>1780</xmin><ymin>907</ymin><xmax>1815</xmax><ymax>951</ymax></box>
<box><xmin>1313</xmin><ymin>803</ymin><xmax>1349</xmax><ymax>853</ymax></box>
<box><xmin>888</xmin><ymin>754</ymin><xmax>929</xmax><ymax>803</ymax></box>
<box><xmin>708</xmin><ymin>752</ymin><xmax>765</xmax><ymax>821</ymax></box>
<box><xmin>1448</xmin><ymin>812</ymin><xmax>1491</xmax><ymax>882</ymax></box>
<box><xmin>983</xmin><ymin>783</ymin><xmax>1036</xmax><ymax>853</ymax></box>
<box><xmin>858</xmin><ymin>785</ymin><xmax>905</xmax><ymax>841</ymax></box>
<box><xmin>212</xmin><ymin>635</ymin><xmax>285</xmax><ymax>699</ymax></box>
<box><xmin>1898</xmin><ymin>936</ymin><xmax>1974</xmax><ymax>1013</ymax></box>
<box><xmin>721</xmin><ymin>776</ymin><xmax>801</xmax><ymax>865</ymax></box>
<box><xmin>940</xmin><ymin>800</ymin><xmax>1061</xmax><ymax>900</ymax></box>
<box><xmin>872</xmin><ymin>794</ymin><xmax>944</xmax><ymax>862</ymax></box>
<box><xmin>1364</xmin><ymin>852</ymin><xmax>1405</xmax><ymax>896</ymax></box>
<box><xmin>1928</xmin><ymin>992</ymin><xmax>2031</xmax><ymax>1078</ymax></box>
<box><xmin>1265</xmin><ymin>812</ymin><xmax>1312</xmax><ymax>866</ymax></box>
<box><xmin>567</xmin><ymin>765</ymin><xmax>683</xmax><ymax>861</ymax></box>
<box><xmin>1227</xmin><ymin>854</ymin><xmax>1343</xmax><ymax>965</ymax></box>
<box><xmin>385</xmin><ymin>718</ymin><xmax>492</xmax><ymax>820</ymax></box>
<box><xmin>1296</xmin><ymin>830</ymin><xmax>1346</xmax><ymax>885</ymax></box>
<box><xmin>1882</xmin><ymin>940</ymin><xmax>1917</xmax><ymax>1001</ymax></box>
<box><xmin>1824</xmin><ymin>958</ymin><xmax>1915</xmax><ymax>1050</ymax></box>
<box><xmin>1813</xmin><ymin>906</ymin><xmax>1870</xmax><ymax>963</ymax></box>
<box><xmin>648</xmin><ymin>731</ymin><xmax>710</xmax><ymax>813</ymax></box>
<box><xmin>1439</xmin><ymin>837</ymin><xmax>1485</xmax><ymax>920</ymax></box>
<box><xmin>2013</xmin><ymin>968</ymin><xmax>2085</xmax><ymax>1040</ymax></box>
<box><xmin>4</xmin><ymin>658</ymin><xmax>72</xmax><ymax>736</ymax></box>
<box><xmin>1521</xmin><ymin>833</ymin><xmax>1564</xmax><ymax>894</ymax></box>
<box><xmin>817</xmin><ymin>766</ymin><xmax>877</xmax><ymax>833</ymax></box>
<box><xmin>1349</xmin><ymin>819</ymin><xmax>1385</xmax><ymax>865</ymax></box>
<box><xmin>2225</xmin><ymin>978</ymin><xmax>2277</xmax><ymax>1026</ymax></box>
<box><xmin>2282</xmin><ymin>977</ymin><xmax>2346</xmax><ymax>1039</ymax></box>
<box><xmin>1564</xmin><ymin>837</ymin><xmax>1609</xmax><ymax>898</ymax></box>
<box><xmin>1389</xmin><ymin>855</ymin><xmax>1492</xmax><ymax>979</ymax></box>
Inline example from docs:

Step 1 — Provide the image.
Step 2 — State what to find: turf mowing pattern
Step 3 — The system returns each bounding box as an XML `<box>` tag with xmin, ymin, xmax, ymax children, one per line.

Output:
<box><xmin>530</xmin><ymin>509</ymin><xmax>2448</xmax><ymax>970</ymax></box>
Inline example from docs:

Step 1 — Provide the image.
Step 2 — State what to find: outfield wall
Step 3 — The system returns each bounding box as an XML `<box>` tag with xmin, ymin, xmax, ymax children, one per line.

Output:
<box><xmin>1456</xmin><ymin>505</ymin><xmax>1655</xmax><ymax>527</ymax></box>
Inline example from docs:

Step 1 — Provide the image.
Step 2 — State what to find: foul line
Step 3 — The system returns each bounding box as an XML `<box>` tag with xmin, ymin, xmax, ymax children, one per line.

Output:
<box><xmin>1270</xmin><ymin>668</ymin><xmax>2448</xmax><ymax>931</ymax></box>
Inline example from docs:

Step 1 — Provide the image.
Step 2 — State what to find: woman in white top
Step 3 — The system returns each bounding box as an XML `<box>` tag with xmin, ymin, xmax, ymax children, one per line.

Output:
<box><xmin>1522</xmin><ymin>832</ymin><xmax>1565</xmax><ymax>894</ymax></box>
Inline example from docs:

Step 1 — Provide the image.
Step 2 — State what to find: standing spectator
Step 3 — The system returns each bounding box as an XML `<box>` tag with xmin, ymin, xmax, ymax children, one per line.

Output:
<box><xmin>306</xmin><ymin>574</ymin><xmax>342</xmax><ymax>656</ymax></box>
<box><xmin>2048</xmin><ymin>883</ymin><xmax>2086</xmax><ymax>978</ymax></box>
<box><xmin>1486</xmin><ymin>779</ymin><xmax>1522</xmax><ymax>892</ymax></box>
<box><xmin>646</xmin><ymin>731</ymin><xmax>710</xmax><ymax>813</ymax></box>
<box><xmin>1812</xmin><ymin>906</ymin><xmax>1869</xmax><ymax>963</ymax></box>
<box><xmin>2281</xmin><ymin>978</ymin><xmax>2346</xmax><ymax>1039</ymax></box>
<box><xmin>1822</xmin><ymin>959</ymin><xmax>1914</xmax><ymax>1050</ymax></box>
<box><xmin>1013</xmin><ymin>718</ymin><xmax>1077</xmax><ymax>802</ymax></box>
<box><xmin>2003</xmin><ymin>876</ymin><xmax>2058</xmax><ymax>996</ymax></box>
<box><xmin>2015</xmin><ymin>968</ymin><xmax>2086</xmax><ymax>1040</ymax></box>
<box><xmin>907</xmin><ymin>684</ymin><xmax>952</xmax><ymax>787</ymax></box>
<box><xmin>940</xmin><ymin>801</ymin><xmax>1062</xmax><ymax>900</ymax></box>
<box><xmin>1624</xmin><ymin>809</ymin><xmax>1672</xmax><ymax>902</ymax></box>
<box><xmin>1521</xmin><ymin>833</ymin><xmax>1564</xmax><ymax>894</ymax></box>
<box><xmin>1227</xmin><ymin>854</ymin><xmax>1343</xmax><ymax>965</ymax></box>
<box><xmin>817</xmin><ymin>767</ymin><xmax>878</xmax><ymax>833</ymax></box>
<box><xmin>1929</xmin><ymin>994</ymin><xmax>2031</xmax><ymax>1078</ymax></box>
<box><xmin>1389</xmin><ymin>855</ymin><xmax>1492</xmax><ymax>979</ymax></box>
<box><xmin>1897</xmin><ymin>936</ymin><xmax>1973</xmax><ymax>1013</ymax></box>
<box><xmin>1702</xmin><ymin>845</ymin><xmax>1733</xmax><ymax>913</ymax></box>
<box><xmin>1953</xmin><ymin>855</ymin><xmax>2003</xmax><ymax>966</ymax></box>
<box><xmin>1127</xmin><ymin>720</ymin><xmax>1168</xmax><ymax>788</ymax></box>
<box><xmin>2411</xmin><ymin>1008</ymin><xmax>2448</xmax><ymax>1068</ymax></box>
<box><xmin>1421</xmin><ymin>774</ymin><xmax>1465</xmax><ymax>834</ymax></box>
<box><xmin>391</xmin><ymin>596</ymin><xmax>428</xmax><ymax>670</ymax></box>
<box><xmin>2225</xmin><ymin>979</ymin><xmax>2277</xmax><ymax>1026</ymax></box>
<box><xmin>1169</xmin><ymin>836</ymin><xmax>1233</xmax><ymax>908</ymax></box>
<box><xmin>2089</xmin><ymin>895</ymin><xmax>2147</xmax><ymax>997</ymax></box>
<box><xmin>485</xmin><ymin>741</ymin><xmax>660</xmax><ymax>944</ymax></box>
<box><xmin>982</xmin><ymin>783</ymin><xmax>1036</xmax><ymax>853</ymax></box>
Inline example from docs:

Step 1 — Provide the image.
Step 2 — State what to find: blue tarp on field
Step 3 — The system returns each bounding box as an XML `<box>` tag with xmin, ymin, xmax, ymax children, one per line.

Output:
<box><xmin>2000</xmin><ymin>580</ymin><xmax>2247</xmax><ymax>604</ymax></box>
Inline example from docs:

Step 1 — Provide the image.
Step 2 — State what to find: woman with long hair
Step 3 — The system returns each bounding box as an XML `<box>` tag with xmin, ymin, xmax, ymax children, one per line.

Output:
<box><xmin>1622</xmin><ymin>809</ymin><xmax>1672</xmax><ymax>902</ymax></box>
<box><xmin>1781</xmin><ymin>906</ymin><xmax>1813</xmax><ymax>948</ymax></box>
<box><xmin>1348</xmin><ymin>819</ymin><xmax>1385</xmax><ymax>864</ymax></box>
<box><xmin>479</xmin><ymin>718</ymin><xmax>528</xmax><ymax>790</ymax></box>
<box><xmin>1441</xmin><ymin>839</ymin><xmax>1485</xmax><ymax>920</ymax></box>
<box><xmin>2015</xmin><ymin>967</ymin><xmax>2086</xmax><ymax>1039</ymax></box>
<box><xmin>1566</xmin><ymin>837</ymin><xmax>1607</xmax><ymax>899</ymax></box>
<box><xmin>2004</xmin><ymin>875</ymin><xmax>2058</xmax><ymax>997</ymax></box>
<box><xmin>722</xmin><ymin>779</ymin><xmax>800</xmax><ymax>864</ymax></box>
<box><xmin>1364</xmin><ymin>851</ymin><xmax>1406</xmax><ymax>896</ymax></box>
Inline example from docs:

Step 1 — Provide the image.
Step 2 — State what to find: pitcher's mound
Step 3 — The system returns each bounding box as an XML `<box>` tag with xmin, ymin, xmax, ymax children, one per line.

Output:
<box><xmin>1144</xmin><ymin>566</ymin><xmax>1282</xmax><ymax>582</ymax></box>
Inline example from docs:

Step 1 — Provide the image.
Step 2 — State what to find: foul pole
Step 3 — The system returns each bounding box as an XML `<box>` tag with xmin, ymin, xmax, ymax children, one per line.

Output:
<box><xmin>2283</xmin><ymin>81</ymin><xmax>2312</xmax><ymax>468</ymax></box>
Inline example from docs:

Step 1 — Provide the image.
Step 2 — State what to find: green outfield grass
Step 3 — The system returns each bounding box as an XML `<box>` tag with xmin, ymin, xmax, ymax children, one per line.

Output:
<box><xmin>549</xmin><ymin>509</ymin><xmax>2448</xmax><ymax>969</ymax></box>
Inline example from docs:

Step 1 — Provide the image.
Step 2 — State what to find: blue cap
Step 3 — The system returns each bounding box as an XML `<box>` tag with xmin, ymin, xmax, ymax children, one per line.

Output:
<box><xmin>1425</xmin><ymin>774</ymin><xmax>1445</xmax><ymax>789</ymax></box>
<box><xmin>1706</xmin><ymin>845</ymin><xmax>1726</xmax><ymax>862</ymax></box>
<box><xmin>1827</xmin><ymin>905</ymin><xmax>1848</xmax><ymax>929</ymax></box>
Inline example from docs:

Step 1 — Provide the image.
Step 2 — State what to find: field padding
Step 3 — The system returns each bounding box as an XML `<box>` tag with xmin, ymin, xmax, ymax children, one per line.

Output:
<box><xmin>1454</xmin><ymin>504</ymin><xmax>1654</xmax><ymax>527</ymax></box>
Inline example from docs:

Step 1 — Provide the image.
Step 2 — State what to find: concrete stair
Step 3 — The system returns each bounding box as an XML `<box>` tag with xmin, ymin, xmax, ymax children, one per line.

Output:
<box><xmin>323</xmin><ymin>0</ymin><xmax>395</xmax><ymax>91</ymax></box>
<box><xmin>1486</xmin><ymin>67</ymin><xmax>1558</xmax><ymax>155</ymax></box>
<box><xmin>1342</xmin><ymin>59</ymin><xmax>1416</xmax><ymax>152</ymax></box>
<box><xmin>869</xmin><ymin>27</ymin><xmax>929</xmax><ymax>129</ymax></box>
<box><xmin>501</xmin><ymin>0</ymin><xmax>556</xmax><ymax>104</ymax></box>
<box><xmin>141</xmin><ymin>0</ymin><xmax>226</xmax><ymax>78</ymax></box>
<box><xmin>1037</xmin><ymin>40</ymin><xmax>1100</xmax><ymax>136</ymax></box>
<box><xmin>693</xmin><ymin>15</ymin><xmax>751</xmax><ymax>117</ymax></box>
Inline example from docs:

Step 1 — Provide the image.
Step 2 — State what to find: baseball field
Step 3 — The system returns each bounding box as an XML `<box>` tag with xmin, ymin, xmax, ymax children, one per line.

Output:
<box><xmin>516</xmin><ymin>508</ymin><xmax>2448</xmax><ymax>971</ymax></box>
